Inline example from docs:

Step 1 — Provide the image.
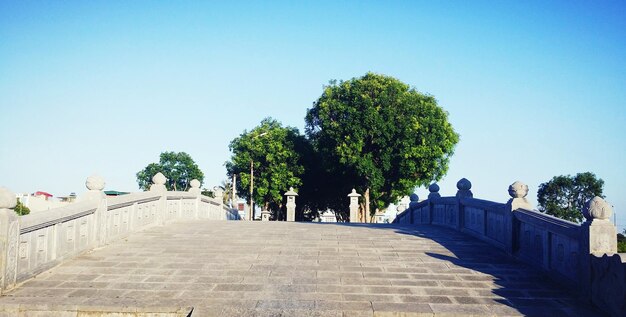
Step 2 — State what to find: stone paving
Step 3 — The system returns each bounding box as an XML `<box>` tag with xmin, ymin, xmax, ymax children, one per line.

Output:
<box><xmin>0</xmin><ymin>221</ymin><xmax>605</xmax><ymax>316</ymax></box>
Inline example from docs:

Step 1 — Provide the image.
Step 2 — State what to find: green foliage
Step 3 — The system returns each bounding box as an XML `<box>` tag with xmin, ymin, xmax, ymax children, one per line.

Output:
<box><xmin>225</xmin><ymin>118</ymin><xmax>307</xmax><ymax>215</ymax></box>
<box><xmin>14</xmin><ymin>199</ymin><xmax>30</xmax><ymax>216</ymax></box>
<box><xmin>136</xmin><ymin>151</ymin><xmax>204</xmax><ymax>191</ymax></box>
<box><xmin>305</xmin><ymin>72</ymin><xmax>459</xmax><ymax>216</ymax></box>
<box><xmin>537</xmin><ymin>172</ymin><xmax>604</xmax><ymax>223</ymax></box>
<box><xmin>618</xmin><ymin>233</ymin><xmax>626</xmax><ymax>253</ymax></box>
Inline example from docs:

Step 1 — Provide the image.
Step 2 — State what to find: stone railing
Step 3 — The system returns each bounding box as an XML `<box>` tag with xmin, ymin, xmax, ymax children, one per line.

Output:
<box><xmin>0</xmin><ymin>173</ymin><xmax>240</xmax><ymax>293</ymax></box>
<box><xmin>393</xmin><ymin>179</ymin><xmax>625</xmax><ymax>317</ymax></box>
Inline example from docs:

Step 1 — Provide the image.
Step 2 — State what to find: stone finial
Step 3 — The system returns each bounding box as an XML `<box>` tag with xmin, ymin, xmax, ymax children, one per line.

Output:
<box><xmin>190</xmin><ymin>179</ymin><xmax>200</xmax><ymax>189</ymax></box>
<box><xmin>285</xmin><ymin>187</ymin><xmax>298</xmax><ymax>196</ymax></box>
<box><xmin>409</xmin><ymin>193</ymin><xmax>419</xmax><ymax>202</ymax></box>
<box><xmin>85</xmin><ymin>175</ymin><xmax>105</xmax><ymax>191</ymax></box>
<box><xmin>508</xmin><ymin>181</ymin><xmax>528</xmax><ymax>199</ymax></box>
<box><xmin>506</xmin><ymin>181</ymin><xmax>533</xmax><ymax>211</ymax></box>
<box><xmin>456</xmin><ymin>178</ymin><xmax>473</xmax><ymax>198</ymax></box>
<box><xmin>149</xmin><ymin>172</ymin><xmax>168</xmax><ymax>192</ymax></box>
<box><xmin>152</xmin><ymin>172</ymin><xmax>167</xmax><ymax>185</ymax></box>
<box><xmin>583</xmin><ymin>196</ymin><xmax>612</xmax><ymax>222</ymax></box>
<box><xmin>188</xmin><ymin>179</ymin><xmax>201</xmax><ymax>195</ymax></box>
<box><xmin>428</xmin><ymin>183</ymin><xmax>441</xmax><ymax>199</ymax></box>
<box><xmin>348</xmin><ymin>189</ymin><xmax>361</xmax><ymax>197</ymax></box>
<box><xmin>0</xmin><ymin>187</ymin><xmax>17</xmax><ymax>209</ymax></box>
<box><xmin>79</xmin><ymin>175</ymin><xmax>106</xmax><ymax>201</ymax></box>
<box><xmin>457</xmin><ymin>178</ymin><xmax>472</xmax><ymax>191</ymax></box>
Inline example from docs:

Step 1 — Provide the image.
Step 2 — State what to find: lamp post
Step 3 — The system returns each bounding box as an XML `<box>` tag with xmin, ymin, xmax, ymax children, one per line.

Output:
<box><xmin>249</xmin><ymin>132</ymin><xmax>268</xmax><ymax>221</ymax></box>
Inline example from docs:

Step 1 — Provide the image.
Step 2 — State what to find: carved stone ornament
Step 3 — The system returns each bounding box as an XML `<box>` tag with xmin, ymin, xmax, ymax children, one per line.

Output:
<box><xmin>190</xmin><ymin>179</ymin><xmax>200</xmax><ymax>189</ymax></box>
<box><xmin>152</xmin><ymin>172</ymin><xmax>167</xmax><ymax>185</ymax></box>
<box><xmin>0</xmin><ymin>187</ymin><xmax>17</xmax><ymax>209</ymax></box>
<box><xmin>456</xmin><ymin>178</ymin><xmax>472</xmax><ymax>191</ymax></box>
<box><xmin>429</xmin><ymin>183</ymin><xmax>440</xmax><ymax>193</ymax></box>
<box><xmin>508</xmin><ymin>181</ymin><xmax>528</xmax><ymax>199</ymax></box>
<box><xmin>85</xmin><ymin>175</ymin><xmax>105</xmax><ymax>191</ymax></box>
<box><xmin>409</xmin><ymin>193</ymin><xmax>419</xmax><ymax>202</ymax></box>
<box><xmin>583</xmin><ymin>196</ymin><xmax>612</xmax><ymax>221</ymax></box>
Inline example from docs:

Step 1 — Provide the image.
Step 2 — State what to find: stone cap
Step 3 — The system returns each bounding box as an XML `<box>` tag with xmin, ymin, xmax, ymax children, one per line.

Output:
<box><xmin>508</xmin><ymin>181</ymin><xmax>528</xmax><ymax>198</ymax></box>
<box><xmin>284</xmin><ymin>187</ymin><xmax>298</xmax><ymax>196</ymax></box>
<box><xmin>86</xmin><ymin>175</ymin><xmax>105</xmax><ymax>191</ymax></box>
<box><xmin>348</xmin><ymin>189</ymin><xmax>361</xmax><ymax>197</ymax></box>
<box><xmin>152</xmin><ymin>172</ymin><xmax>167</xmax><ymax>185</ymax></box>
<box><xmin>0</xmin><ymin>186</ymin><xmax>17</xmax><ymax>209</ymax></box>
<box><xmin>583</xmin><ymin>196</ymin><xmax>612</xmax><ymax>221</ymax></box>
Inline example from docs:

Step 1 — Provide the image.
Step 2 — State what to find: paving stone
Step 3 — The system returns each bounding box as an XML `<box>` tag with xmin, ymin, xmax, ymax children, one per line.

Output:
<box><xmin>0</xmin><ymin>221</ymin><xmax>603</xmax><ymax>316</ymax></box>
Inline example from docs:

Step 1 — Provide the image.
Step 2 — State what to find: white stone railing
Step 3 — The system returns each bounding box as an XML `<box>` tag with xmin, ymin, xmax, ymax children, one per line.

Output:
<box><xmin>0</xmin><ymin>174</ymin><xmax>240</xmax><ymax>293</ymax></box>
<box><xmin>393</xmin><ymin>179</ymin><xmax>624</xmax><ymax>317</ymax></box>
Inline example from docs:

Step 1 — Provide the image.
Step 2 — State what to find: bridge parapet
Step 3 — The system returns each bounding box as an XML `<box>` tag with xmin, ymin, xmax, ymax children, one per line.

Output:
<box><xmin>0</xmin><ymin>174</ymin><xmax>239</xmax><ymax>293</ymax></box>
<box><xmin>394</xmin><ymin>179</ymin><xmax>625</xmax><ymax>317</ymax></box>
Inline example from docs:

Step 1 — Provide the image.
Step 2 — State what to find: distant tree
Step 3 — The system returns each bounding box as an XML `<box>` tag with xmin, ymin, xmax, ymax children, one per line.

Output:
<box><xmin>136</xmin><ymin>151</ymin><xmax>204</xmax><ymax>191</ymax></box>
<box><xmin>14</xmin><ymin>199</ymin><xmax>30</xmax><ymax>216</ymax></box>
<box><xmin>225</xmin><ymin>118</ymin><xmax>306</xmax><ymax>218</ymax></box>
<box><xmin>537</xmin><ymin>172</ymin><xmax>604</xmax><ymax>223</ymax></box>
<box><xmin>618</xmin><ymin>232</ymin><xmax>626</xmax><ymax>253</ymax></box>
<box><xmin>305</xmin><ymin>73</ymin><xmax>459</xmax><ymax>220</ymax></box>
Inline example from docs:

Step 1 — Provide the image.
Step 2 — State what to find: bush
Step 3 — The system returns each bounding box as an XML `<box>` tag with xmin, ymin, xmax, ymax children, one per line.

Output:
<box><xmin>618</xmin><ymin>233</ymin><xmax>626</xmax><ymax>253</ymax></box>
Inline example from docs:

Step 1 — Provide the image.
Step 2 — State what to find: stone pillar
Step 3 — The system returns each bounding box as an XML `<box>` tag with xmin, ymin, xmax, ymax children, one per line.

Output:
<box><xmin>213</xmin><ymin>187</ymin><xmax>224</xmax><ymax>206</ymax></box>
<box><xmin>78</xmin><ymin>174</ymin><xmax>106</xmax><ymax>201</ymax></box>
<box><xmin>348</xmin><ymin>189</ymin><xmax>361</xmax><ymax>223</ymax></box>
<box><xmin>428</xmin><ymin>183</ymin><xmax>441</xmax><ymax>200</ymax></box>
<box><xmin>407</xmin><ymin>194</ymin><xmax>418</xmax><ymax>224</ymax></box>
<box><xmin>0</xmin><ymin>187</ymin><xmax>19</xmax><ymax>293</ymax></box>
<box><xmin>261</xmin><ymin>210</ymin><xmax>271</xmax><ymax>221</ymax></box>
<box><xmin>582</xmin><ymin>197</ymin><xmax>617</xmax><ymax>254</ymax></box>
<box><xmin>455</xmin><ymin>178</ymin><xmax>473</xmax><ymax>230</ymax></box>
<box><xmin>150</xmin><ymin>173</ymin><xmax>168</xmax><ymax>225</ymax></box>
<box><xmin>188</xmin><ymin>179</ymin><xmax>201</xmax><ymax>196</ymax></box>
<box><xmin>284</xmin><ymin>187</ymin><xmax>298</xmax><ymax>222</ymax></box>
<box><xmin>504</xmin><ymin>181</ymin><xmax>533</xmax><ymax>254</ymax></box>
<box><xmin>580</xmin><ymin>196</ymin><xmax>617</xmax><ymax>300</ymax></box>
<box><xmin>455</xmin><ymin>178</ymin><xmax>473</xmax><ymax>198</ymax></box>
<box><xmin>150</xmin><ymin>172</ymin><xmax>168</xmax><ymax>193</ymax></box>
<box><xmin>76</xmin><ymin>175</ymin><xmax>108</xmax><ymax>246</ymax></box>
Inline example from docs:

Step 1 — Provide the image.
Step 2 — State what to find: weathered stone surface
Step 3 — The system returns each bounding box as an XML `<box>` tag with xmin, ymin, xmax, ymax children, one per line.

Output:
<box><xmin>0</xmin><ymin>221</ymin><xmax>604</xmax><ymax>316</ymax></box>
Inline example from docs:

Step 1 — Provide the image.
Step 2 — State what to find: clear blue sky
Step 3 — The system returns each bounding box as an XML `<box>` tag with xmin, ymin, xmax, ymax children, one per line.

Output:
<box><xmin>1</xmin><ymin>1</ymin><xmax>624</xmax><ymax>230</ymax></box>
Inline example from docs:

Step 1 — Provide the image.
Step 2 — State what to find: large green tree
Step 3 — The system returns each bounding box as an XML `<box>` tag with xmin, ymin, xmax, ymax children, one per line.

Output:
<box><xmin>305</xmin><ymin>73</ymin><xmax>459</xmax><ymax>220</ymax></box>
<box><xmin>537</xmin><ymin>172</ymin><xmax>604</xmax><ymax>223</ymax></box>
<box><xmin>225</xmin><ymin>118</ymin><xmax>307</xmax><ymax>218</ymax></box>
<box><xmin>136</xmin><ymin>151</ymin><xmax>204</xmax><ymax>191</ymax></box>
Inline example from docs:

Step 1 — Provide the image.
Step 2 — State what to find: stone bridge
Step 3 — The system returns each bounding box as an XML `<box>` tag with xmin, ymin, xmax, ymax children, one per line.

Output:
<box><xmin>0</xmin><ymin>175</ymin><xmax>624</xmax><ymax>316</ymax></box>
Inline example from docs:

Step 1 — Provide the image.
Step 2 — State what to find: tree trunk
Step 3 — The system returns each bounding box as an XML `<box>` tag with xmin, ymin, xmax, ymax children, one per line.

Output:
<box><xmin>364</xmin><ymin>187</ymin><xmax>370</xmax><ymax>223</ymax></box>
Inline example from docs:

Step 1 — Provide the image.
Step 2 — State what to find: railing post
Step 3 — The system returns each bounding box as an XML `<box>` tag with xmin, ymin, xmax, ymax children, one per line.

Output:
<box><xmin>188</xmin><ymin>179</ymin><xmax>201</xmax><ymax>220</ymax></box>
<box><xmin>150</xmin><ymin>173</ymin><xmax>168</xmax><ymax>225</ymax></box>
<box><xmin>285</xmin><ymin>187</ymin><xmax>298</xmax><ymax>222</ymax></box>
<box><xmin>455</xmin><ymin>178</ymin><xmax>473</xmax><ymax>230</ymax></box>
<box><xmin>0</xmin><ymin>187</ymin><xmax>19</xmax><ymax>293</ymax></box>
<box><xmin>348</xmin><ymin>189</ymin><xmax>361</xmax><ymax>223</ymax></box>
<box><xmin>213</xmin><ymin>187</ymin><xmax>224</xmax><ymax>220</ymax></box>
<box><xmin>427</xmin><ymin>183</ymin><xmax>441</xmax><ymax>224</ymax></box>
<box><xmin>407</xmin><ymin>194</ymin><xmax>418</xmax><ymax>224</ymax></box>
<box><xmin>504</xmin><ymin>181</ymin><xmax>533</xmax><ymax>255</ymax></box>
<box><xmin>580</xmin><ymin>196</ymin><xmax>617</xmax><ymax>301</ymax></box>
<box><xmin>78</xmin><ymin>175</ymin><xmax>107</xmax><ymax>247</ymax></box>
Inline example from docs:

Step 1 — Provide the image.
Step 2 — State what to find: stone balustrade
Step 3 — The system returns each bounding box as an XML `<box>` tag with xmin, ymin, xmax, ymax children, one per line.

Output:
<box><xmin>0</xmin><ymin>174</ymin><xmax>239</xmax><ymax>293</ymax></box>
<box><xmin>393</xmin><ymin>179</ymin><xmax>625</xmax><ymax>317</ymax></box>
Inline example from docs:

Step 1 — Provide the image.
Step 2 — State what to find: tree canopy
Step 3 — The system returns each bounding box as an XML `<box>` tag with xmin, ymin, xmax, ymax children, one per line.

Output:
<box><xmin>537</xmin><ymin>172</ymin><xmax>604</xmax><ymax>223</ymax></box>
<box><xmin>14</xmin><ymin>199</ymin><xmax>30</xmax><ymax>216</ymax></box>
<box><xmin>305</xmin><ymin>73</ymin><xmax>459</xmax><ymax>220</ymax></box>
<box><xmin>136</xmin><ymin>151</ymin><xmax>204</xmax><ymax>191</ymax></box>
<box><xmin>225</xmin><ymin>118</ymin><xmax>307</xmax><ymax>218</ymax></box>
